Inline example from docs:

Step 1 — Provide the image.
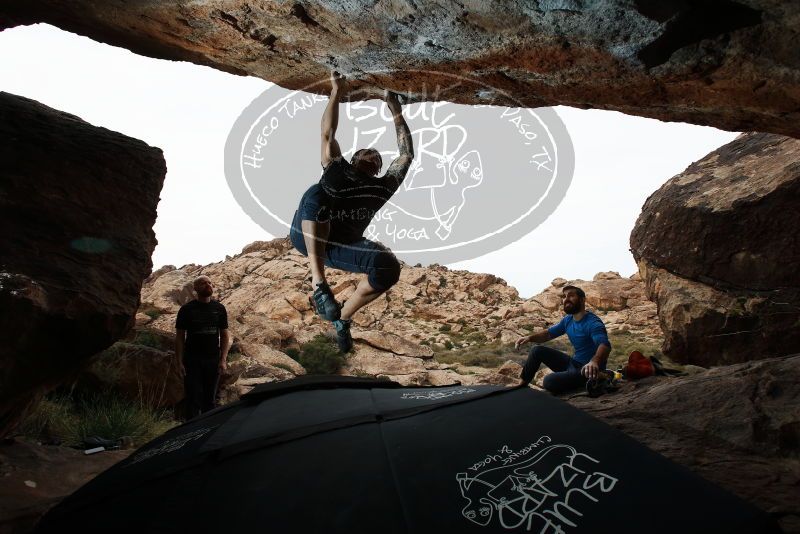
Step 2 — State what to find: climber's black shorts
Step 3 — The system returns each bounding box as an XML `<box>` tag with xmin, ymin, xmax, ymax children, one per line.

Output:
<box><xmin>290</xmin><ymin>184</ymin><xmax>401</xmax><ymax>292</ymax></box>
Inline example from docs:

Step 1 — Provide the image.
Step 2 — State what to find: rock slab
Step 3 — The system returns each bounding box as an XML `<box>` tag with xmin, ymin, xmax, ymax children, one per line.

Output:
<box><xmin>0</xmin><ymin>92</ymin><xmax>166</xmax><ymax>438</ymax></box>
<box><xmin>631</xmin><ymin>133</ymin><xmax>800</xmax><ymax>366</ymax></box>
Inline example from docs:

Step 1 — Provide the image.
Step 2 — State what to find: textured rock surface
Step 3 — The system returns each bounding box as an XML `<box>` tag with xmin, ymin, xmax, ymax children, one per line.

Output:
<box><xmin>0</xmin><ymin>92</ymin><xmax>166</xmax><ymax>438</ymax></box>
<box><xmin>570</xmin><ymin>354</ymin><xmax>800</xmax><ymax>533</ymax></box>
<box><xmin>3</xmin><ymin>2</ymin><xmax>800</xmax><ymax>137</ymax></box>
<box><xmin>136</xmin><ymin>237</ymin><xmax>660</xmax><ymax>393</ymax></box>
<box><xmin>638</xmin><ymin>261</ymin><xmax>800</xmax><ymax>366</ymax></box>
<box><xmin>631</xmin><ymin>133</ymin><xmax>800</xmax><ymax>290</ymax></box>
<box><xmin>80</xmin><ymin>342</ymin><xmax>184</xmax><ymax>409</ymax></box>
<box><xmin>631</xmin><ymin>133</ymin><xmax>800</xmax><ymax>365</ymax></box>
<box><xmin>0</xmin><ymin>438</ymin><xmax>131</xmax><ymax>534</ymax></box>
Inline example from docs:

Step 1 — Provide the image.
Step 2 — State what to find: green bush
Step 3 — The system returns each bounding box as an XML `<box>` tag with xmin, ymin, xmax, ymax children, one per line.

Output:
<box><xmin>133</xmin><ymin>331</ymin><xmax>163</xmax><ymax>349</ymax></box>
<box><xmin>465</xmin><ymin>331</ymin><xmax>487</xmax><ymax>343</ymax></box>
<box><xmin>283</xmin><ymin>347</ymin><xmax>300</xmax><ymax>359</ymax></box>
<box><xmin>438</xmin><ymin>324</ymin><xmax>451</xmax><ymax>332</ymax></box>
<box><xmin>290</xmin><ymin>335</ymin><xmax>346</xmax><ymax>375</ymax></box>
<box><xmin>17</xmin><ymin>393</ymin><xmax>80</xmax><ymax>445</ymax></box>
<box><xmin>144</xmin><ymin>309</ymin><xmax>161</xmax><ymax>320</ymax></box>
<box><xmin>17</xmin><ymin>391</ymin><xmax>178</xmax><ymax>448</ymax></box>
<box><xmin>73</xmin><ymin>393</ymin><xmax>176</xmax><ymax>447</ymax></box>
<box><xmin>434</xmin><ymin>342</ymin><xmax>510</xmax><ymax>368</ymax></box>
<box><xmin>439</xmin><ymin>276</ymin><xmax>447</xmax><ymax>288</ymax></box>
<box><xmin>443</xmin><ymin>340</ymin><xmax>454</xmax><ymax>350</ymax></box>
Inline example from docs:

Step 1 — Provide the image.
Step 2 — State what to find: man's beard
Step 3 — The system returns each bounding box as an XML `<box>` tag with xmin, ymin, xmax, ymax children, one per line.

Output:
<box><xmin>197</xmin><ymin>288</ymin><xmax>213</xmax><ymax>298</ymax></box>
<box><xmin>564</xmin><ymin>303</ymin><xmax>576</xmax><ymax>315</ymax></box>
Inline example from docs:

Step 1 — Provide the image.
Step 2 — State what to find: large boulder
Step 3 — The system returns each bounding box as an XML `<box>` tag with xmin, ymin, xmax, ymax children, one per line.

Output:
<box><xmin>80</xmin><ymin>342</ymin><xmax>184</xmax><ymax>409</ymax></box>
<box><xmin>638</xmin><ymin>261</ymin><xmax>800</xmax><ymax>366</ymax></box>
<box><xmin>632</xmin><ymin>133</ymin><xmax>800</xmax><ymax>290</ymax></box>
<box><xmin>631</xmin><ymin>133</ymin><xmax>800</xmax><ymax>365</ymax></box>
<box><xmin>569</xmin><ymin>355</ymin><xmax>800</xmax><ymax>533</ymax></box>
<box><xmin>0</xmin><ymin>93</ymin><xmax>166</xmax><ymax>438</ymax></box>
<box><xmin>2</xmin><ymin>2</ymin><xmax>800</xmax><ymax>137</ymax></box>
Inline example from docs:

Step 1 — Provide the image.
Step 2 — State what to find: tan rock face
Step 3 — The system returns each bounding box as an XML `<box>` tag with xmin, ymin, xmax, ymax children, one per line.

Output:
<box><xmin>3</xmin><ymin>2</ymin><xmax>800</xmax><ymax>137</ymax></box>
<box><xmin>637</xmin><ymin>261</ymin><xmax>800</xmax><ymax>366</ymax></box>
<box><xmin>631</xmin><ymin>133</ymin><xmax>800</xmax><ymax>365</ymax></box>
<box><xmin>0</xmin><ymin>93</ymin><xmax>165</xmax><ymax>439</ymax></box>
<box><xmin>133</xmin><ymin>238</ymin><xmax>660</xmax><ymax>395</ymax></box>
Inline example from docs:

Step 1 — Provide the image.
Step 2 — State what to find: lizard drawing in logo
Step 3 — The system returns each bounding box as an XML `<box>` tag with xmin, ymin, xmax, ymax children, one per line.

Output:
<box><xmin>456</xmin><ymin>444</ymin><xmax>617</xmax><ymax>531</ymax></box>
<box><xmin>399</xmin><ymin>123</ymin><xmax>484</xmax><ymax>241</ymax></box>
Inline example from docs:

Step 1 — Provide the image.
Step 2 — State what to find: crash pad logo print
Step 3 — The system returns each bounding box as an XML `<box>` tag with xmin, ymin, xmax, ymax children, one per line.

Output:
<box><xmin>457</xmin><ymin>436</ymin><xmax>618</xmax><ymax>532</ymax></box>
<box><xmin>224</xmin><ymin>70</ymin><xmax>574</xmax><ymax>264</ymax></box>
<box><xmin>125</xmin><ymin>427</ymin><xmax>215</xmax><ymax>466</ymax></box>
<box><xmin>400</xmin><ymin>387</ymin><xmax>476</xmax><ymax>400</ymax></box>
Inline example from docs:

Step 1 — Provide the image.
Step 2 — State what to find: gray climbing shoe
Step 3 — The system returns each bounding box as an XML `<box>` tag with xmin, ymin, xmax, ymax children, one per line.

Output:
<box><xmin>312</xmin><ymin>281</ymin><xmax>341</xmax><ymax>321</ymax></box>
<box><xmin>332</xmin><ymin>318</ymin><xmax>353</xmax><ymax>353</ymax></box>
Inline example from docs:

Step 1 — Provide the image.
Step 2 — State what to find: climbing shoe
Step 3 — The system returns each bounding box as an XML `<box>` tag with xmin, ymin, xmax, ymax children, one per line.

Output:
<box><xmin>586</xmin><ymin>371</ymin><xmax>620</xmax><ymax>398</ymax></box>
<box><xmin>332</xmin><ymin>318</ymin><xmax>353</xmax><ymax>353</ymax></box>
<box><xmin>311</xmin><ymin>281</ymin><xmax>341</xmax><ymax>321</ymax></box>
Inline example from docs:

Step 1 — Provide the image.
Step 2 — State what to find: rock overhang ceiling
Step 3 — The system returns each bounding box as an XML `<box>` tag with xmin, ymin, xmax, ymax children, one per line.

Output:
<box><xmin>2</xmin><ymin>0</ymin><xmax>799</xmax><ymax>137</ymax></box>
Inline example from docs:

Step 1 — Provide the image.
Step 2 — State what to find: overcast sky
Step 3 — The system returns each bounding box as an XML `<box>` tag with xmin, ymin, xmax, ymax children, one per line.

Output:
<box><xmin>1</xmin><ymin>24</ymin><xmax>739</xmax><ymax>297</ymax></box>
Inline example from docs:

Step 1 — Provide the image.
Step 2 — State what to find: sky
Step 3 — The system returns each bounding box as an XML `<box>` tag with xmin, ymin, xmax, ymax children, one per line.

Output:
<box><xmin>0</xmin><ymin>24</ymin><xmax>739</xmax><ymax>297</ymax></box>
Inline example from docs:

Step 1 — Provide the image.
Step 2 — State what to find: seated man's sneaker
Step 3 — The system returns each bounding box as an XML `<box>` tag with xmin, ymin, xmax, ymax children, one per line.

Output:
<box><xmin>312</xmin><ymin>281</ymin><xmax>341</xmax><ymax>321</ymax></box>
<box><xmin>332</xmin><ymin>318</ymin><xmax>353</xmax><ymax>353</ymax></box>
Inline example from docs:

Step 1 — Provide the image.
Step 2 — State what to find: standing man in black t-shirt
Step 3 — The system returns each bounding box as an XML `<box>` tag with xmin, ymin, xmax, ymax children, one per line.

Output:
<box><xmin>290</xmin><ymin>71</ymin><xmax>415</xmax><ymax>353</ymax></box>
<box><xmin>175</xmin><ymin>275</ymin><xmax>231</xmax><ymax>419</ymax></box>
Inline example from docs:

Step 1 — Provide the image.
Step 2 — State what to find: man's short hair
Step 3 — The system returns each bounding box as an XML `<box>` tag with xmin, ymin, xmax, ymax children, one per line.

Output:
<box><xmin>352</xmin><ymin>148</ymin><xmax>383</xmax><ymax>174</ymax></box>
<box><xmin>562</xmin><ymin>285</ymin><xmax>585</xmax><ymax>299</ymax></box>
<box><xmin>193</xmin><ymin>275</ymin><xmax>211</xmax><ymax>287</ymax></box>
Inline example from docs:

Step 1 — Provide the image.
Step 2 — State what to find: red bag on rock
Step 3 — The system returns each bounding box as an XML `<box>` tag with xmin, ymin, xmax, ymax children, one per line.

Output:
<box><xmin>624</xmin><ymin>350</ymin><xmax>655</xmax><ymax>379</ymax></box>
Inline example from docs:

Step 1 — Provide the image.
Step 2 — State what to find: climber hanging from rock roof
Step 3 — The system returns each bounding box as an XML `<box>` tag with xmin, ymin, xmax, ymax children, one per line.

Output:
<box><xmin>290</xmin><ymin>70</ymin><xmax>415</xmax><ymax>353</ymax></box>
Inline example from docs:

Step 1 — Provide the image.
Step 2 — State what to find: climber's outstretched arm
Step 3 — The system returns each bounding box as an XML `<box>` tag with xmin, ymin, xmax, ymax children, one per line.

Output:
<box><xmin>383</xmin><ymin>91</ymin><xmax>414</xmax><ymax>188</ymax></box>
<box><xmin>321</xmin><ymin>71</ymin><xmax>345</xmax><ymax>168</ymax></box>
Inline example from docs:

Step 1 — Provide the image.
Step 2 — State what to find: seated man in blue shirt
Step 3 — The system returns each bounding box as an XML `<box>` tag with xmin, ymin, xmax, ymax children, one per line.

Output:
<box><xmin>514</xmin><ymin>285</ymin><xmax>612</xmax><ymax>394</ymax></box>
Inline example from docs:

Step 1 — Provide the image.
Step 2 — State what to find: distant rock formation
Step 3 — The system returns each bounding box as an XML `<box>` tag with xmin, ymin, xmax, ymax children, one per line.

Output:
<box><xmin>2</xmin><ymin>2</ymin><xmax>800</xmax><ymax>137</ymax></box>
<box><xmin>132</xmin><ymin>237</ymin><xmax>660</xmax><ymax>399</ymax></box>
<box><xmin>631</xmin><ymin>133</ymin><xmax>800</xmax><ymax>366</ymax></box>
<box><xmin>0</xmin><ymin>93</ymin><xmax>166</xmax><ymax>438</ymax></box>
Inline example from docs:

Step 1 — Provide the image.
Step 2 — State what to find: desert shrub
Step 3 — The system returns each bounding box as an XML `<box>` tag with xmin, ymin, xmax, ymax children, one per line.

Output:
<box><xmin>443</xmin><ymin>340</ymin><xmax>454</xmax><ymax>350</ymax></box>
<box><xmin>17</xmin><ymin>391</ymin><xmax>177</xmax><ymax>447</ymax></box>
<box><xmin>283</xmin><ymin>347</ymin><xmax>300</xmax><ymax>359</ymax></box>
<box><xmin>438</xmin><ymin>324</ymin><xmax>451</xmax><ymax>332</ymax></box>
<box><xmin>439</xmin><ymin>276</ymin><xmax>447</xmax><ymax>288</ymax></box>
<box><xmin>291</xmin><ymin>335</ymin><xmax>346</xmax><ymax>375</ymax></box>
<box><xmin>16</xmin><ymin>393</ymin><xmax>80</xmax><ymax>445</ymax></box>
<box><xmin>273</xmin><ymin>362</ymin><xmax>294</xmax><ymax>373</ymax></box>
<box><xmin>465</xmin><ymin>331</ymin><xmax>487</xmax><ymax>343</ymax></box>
<box><xmin>73</xmin><ymin>393</ymin><xmax>177</xmax><ymax>447</ymax></box>
<box><xmin>434</xmin><ymin>342</ymin><xmax>511</xmax><ymax>368</ymax></box>
<box><xmin>133</xmin><ymin>331</ymin><xmax>163</xmax><ymax>349</ymax></box>
<box><xmin>226</xmin><ymin>352</ymin><xmax>243</xmax><ymax>362</ymax></box>
<box><xmin>144</xmin><ymin>309</ymin><xmax>161</xmax><ymax>320</ymax></box>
